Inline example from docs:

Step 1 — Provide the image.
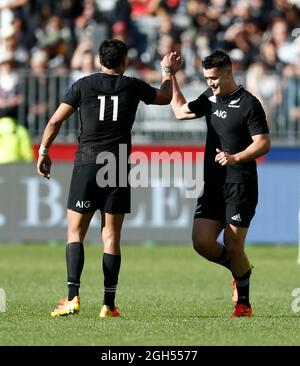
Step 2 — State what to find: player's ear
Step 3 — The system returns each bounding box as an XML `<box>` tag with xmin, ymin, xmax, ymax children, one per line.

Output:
<box><xmin>225</xmin><ymin>66</ymin><xmax>232</xmax><ymax>78</ymax></box>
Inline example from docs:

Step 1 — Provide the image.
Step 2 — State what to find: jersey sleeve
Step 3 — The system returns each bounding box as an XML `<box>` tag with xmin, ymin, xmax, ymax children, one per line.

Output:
<box><xmin>246</xmin><ymin>97</ymin><xmax>269</xmax><ymax>136</ymax></box>
<box><xmin>62</xmin><ymin>80</ymin><xmax>81</xmax><ymax>109</ymax></box>
<box><xmin>133</xmin><ymin>78</ymin><xmax>157</xmax><ymax>105</ymax></box>
<box><xmin>188</xmin><ymin>92</ymin><xmax>211</xmax><ymax>118</ymax></box>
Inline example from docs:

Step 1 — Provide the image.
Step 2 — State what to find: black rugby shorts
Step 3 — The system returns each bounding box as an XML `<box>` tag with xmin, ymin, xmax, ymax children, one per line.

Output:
<box><xmin>194</xmin><ymin>181</ymin><xmax>258</xmax><ymax>228</ymax></box>
<box><xmin>67</xmin><ymin>164</ymin><xmax>130</xmax><ymax>214</ymax></box>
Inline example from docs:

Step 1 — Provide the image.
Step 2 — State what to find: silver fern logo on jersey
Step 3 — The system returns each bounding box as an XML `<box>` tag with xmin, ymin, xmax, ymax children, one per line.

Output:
<box><xmin>228</xmin><ymin>98</ymin><xmax>240</xmax><ymax>108</ymax></box>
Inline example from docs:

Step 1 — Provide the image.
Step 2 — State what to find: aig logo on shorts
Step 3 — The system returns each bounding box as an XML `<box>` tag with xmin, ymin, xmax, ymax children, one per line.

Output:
<box><xmin>76</xmin><ymin>201</ymin><xmax>91</xmax><ymax>209</ymax></box>
<box><xmin>213</xmin><ymin>109</ymin><xmax>227</xmax><ymax>119</ymax></box>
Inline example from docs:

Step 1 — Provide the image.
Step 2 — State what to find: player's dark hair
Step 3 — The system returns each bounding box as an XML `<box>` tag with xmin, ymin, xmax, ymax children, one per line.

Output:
<box><xmin>99</xmin><ymin>39</ymin><xmax>128</xmax><ymax>69</ymax></box>
<box><xmin>202</xmin><ymin>50</ymin><xmax>232</xmax><ymax>70</ymax></box>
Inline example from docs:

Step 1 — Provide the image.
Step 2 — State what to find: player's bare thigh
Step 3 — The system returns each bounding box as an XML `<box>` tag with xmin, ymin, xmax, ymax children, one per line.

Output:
<box><xmin>192</xmin><ymin>218</ymin><xmax>224</xmax><ymax>249</ymax></box>
<box><xmin>67</xmin><ymin>209</ymin><xmax>94</xmax><ymax>243</ymax></box>
<box><xmin>223</xmin><ymin>223</ymin><xmax>248</xmax><ymax>251</ymax></box>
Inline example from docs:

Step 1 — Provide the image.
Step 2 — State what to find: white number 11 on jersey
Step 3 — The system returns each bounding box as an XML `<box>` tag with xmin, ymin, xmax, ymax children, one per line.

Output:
<box><xmin>98</xmin><ymin>95</ymin><xmax>119</xmax><ymax>121</ymax></box>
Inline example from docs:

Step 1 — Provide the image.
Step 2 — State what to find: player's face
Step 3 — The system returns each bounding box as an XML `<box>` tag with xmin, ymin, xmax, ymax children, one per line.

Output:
<box><xmin>203</xmin><ymin>67</ymin><xmax>231</xmax><ymax>96</ymax></box>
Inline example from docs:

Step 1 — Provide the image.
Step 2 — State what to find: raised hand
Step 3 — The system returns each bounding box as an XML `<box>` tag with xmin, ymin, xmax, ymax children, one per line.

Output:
<box><xmin>160</xmin><ymin>51</ymin><xmax>183</xmax><ymax>75</ymax></box>
<box><xmin>160</xmin><ymin>52</ymin><xmax>175</xmax><ymax>70</ymax></box>
<box><xmin>172</xmin><ymin>51</ymin><xmax>183</xmax><ymax>74</ymax></box>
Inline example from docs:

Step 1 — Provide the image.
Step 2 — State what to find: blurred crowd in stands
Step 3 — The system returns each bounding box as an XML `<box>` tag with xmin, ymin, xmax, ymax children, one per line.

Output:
<box><xmin>0</xmin><ymin>0</ymin><xmax>300</xmax><ymax>145</ymax></box>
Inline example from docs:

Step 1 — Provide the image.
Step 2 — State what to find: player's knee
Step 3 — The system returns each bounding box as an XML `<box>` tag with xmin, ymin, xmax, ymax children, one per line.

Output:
<box><xmin>67</xmin><ymin>224</ymin><xmax>86</xmax><ymax>242</ymax></box>
<box><xmin>225</xmin><ymin>242</ymin><xmax>244</xmax><ymax>258</ymax></box>
<box><xmin>102</xmin><ymin>227</ymin><xmax>120</xmax><ymax>247</ymax></box>
<box><xmin>192</xmin><ymin>234</ymin><xmax>208</xmax><ymax>254</ymax></box>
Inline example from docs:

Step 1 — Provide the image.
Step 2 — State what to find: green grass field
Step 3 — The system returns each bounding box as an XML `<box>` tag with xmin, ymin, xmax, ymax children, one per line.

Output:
<box><xmin>0</xmin><ymin>244</ymin><xmax>300</xmax><ymax>346</ymax></box>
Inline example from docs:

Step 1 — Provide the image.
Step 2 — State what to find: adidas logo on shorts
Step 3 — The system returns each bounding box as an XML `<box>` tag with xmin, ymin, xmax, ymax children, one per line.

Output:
<box><xmin>231</xmin><ymin>213</ymin><xmax>242</xmax><ymax>222</ymax></box>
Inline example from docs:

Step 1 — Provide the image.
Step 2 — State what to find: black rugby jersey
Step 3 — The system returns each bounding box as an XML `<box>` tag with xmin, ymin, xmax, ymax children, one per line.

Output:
<box><xmin>188</xmin><ymin>86</ymin><xmax>269</xmax><ymax>183</ymax></box>
<box><xmin>63</xmin><ymin>72</ymin><xmax>156</xmax><ymax>165</ymax></box>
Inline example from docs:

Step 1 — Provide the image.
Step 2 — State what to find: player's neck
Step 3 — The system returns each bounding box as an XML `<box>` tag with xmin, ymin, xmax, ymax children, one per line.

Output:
<box><xmin>101</xmin><ymin>65</ymin><xmax>124</xmax><ymax>76</ymax></box>
<box><xmin>222</xmin><ymin>82</ymin><xmax>239</xmax><ymax>97</ymax></box>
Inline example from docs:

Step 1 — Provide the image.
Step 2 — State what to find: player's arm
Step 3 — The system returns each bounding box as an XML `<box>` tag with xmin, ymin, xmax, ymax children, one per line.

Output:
<box><xmin>233</xmin><ymin>133</ymin><xmax>271</xmax><ymax>162</ymax></box>
<box><xmin>171</xmin><ymin>72</ymin><xmax>197</xmax><ymax>120</ymax></box>
<box><xmin>215</xmin><ymin>134</ymin><xmax>271</xmax><ymax>166</ymax></box>
<box><xmin>152</xmin><ymin>53</ymin><xmax>174</xmax><ymax>105</ymax></box>
<box><xmin>37</xmin><ymin>103</ymin><xmax>75</xmax><ymax>178</ymax></box>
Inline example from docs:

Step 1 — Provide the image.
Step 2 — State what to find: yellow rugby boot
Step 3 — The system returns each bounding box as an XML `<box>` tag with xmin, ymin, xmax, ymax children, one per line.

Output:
<box><xmin>99</xmin><ymin>305</ymin><xmax>120</xmax><ymax>318</ymax></box>
<box><xmin>50</xmin><ymin>296</ymin><xmax>80</xmax><ymax>317</ymax></box>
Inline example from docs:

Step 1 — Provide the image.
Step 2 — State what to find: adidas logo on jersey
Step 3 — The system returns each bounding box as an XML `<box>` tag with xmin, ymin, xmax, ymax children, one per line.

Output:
<box><xmin>231</xmin><ymin>213</ymin><xmax>242</xmax><ymax>222</ymax></box>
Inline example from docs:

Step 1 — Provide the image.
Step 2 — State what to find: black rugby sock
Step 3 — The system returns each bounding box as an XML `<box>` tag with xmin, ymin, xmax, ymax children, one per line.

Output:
<box><xmin>233</xmin><ymin>269</ymin><xmax>251</xmax><ymax>307</ymax></box>
<box><xmin>66</xmin><ymin>242</ymin><xmax>84</xmax><ymax>300</ymax></box>
<box><xmin>102</xmin><ymin>253</ymin><xmax>121</xmax><ymax>310</ymax></box>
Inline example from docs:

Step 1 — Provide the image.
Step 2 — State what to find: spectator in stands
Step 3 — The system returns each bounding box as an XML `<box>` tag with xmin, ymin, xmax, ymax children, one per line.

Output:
<box><xmin>0</xmin><ymin>51</ymin><xmax>22</xmax><ymax>119</ymax></box>
<box><xmin>11</xmin><ymin>14</ymin><xmax>36</xmax><ymax>54</ymax></box>
<box><xmin>259</xmin><ymin>40</ymin><xmax>283</xmax><ymax>72</ymax></box>
<box><xmin>281</xmin><ymin>34</ymin><xmax>300</xmax><ymax>138</ymax></box>
<box><xmin>246</xmin><ymin>61</ymin><xmax>282</xmax><ymax>125</ymax></box>
<box><xmin>143</xmin><ymin>32</ymin><xmax>186</xmax><ymax>84</ymax></box>
<box><xmin>128</xmin><ymin>0</ymin><xmax>163</xmax><ymax>56</ymax></box>
<box><xmin>0</xmin><ymin>23</ymin><xmax>28</xmax><ymax>66</ymax></box>
<box><xmin>0</xmin><ymin>116</ymin><xmax>33</xmax><ymax>163</ymax></box>
<box><xmin>228</xmin><ymin>48</ymin><xmax>246</xmax><ymax>72</ymax></box>
<box><xmin>27</xmin><ymin>50</ymin><xmax>50</xmax><ymax>130</ymax></box>
<box><xmin>224</xmin><ymin>23</ymin><xmax>258</xmax><ymax>68</ymax></box>
<box><xmin>129</xmin><ymin>0</ymin><xmax>161</xmax><ymax>17</ymax></box>
<box><xmin>0</xmin><ymin>0</ymin><xmax>29</xmax><ymax>29</ymax></box>
<box><xmin>96</xmin><ymin>0</ymin><xmax>131</xmax><ymax>27</ymax></box>
<box><xmin>111</xmin><ymin>20</ymin><xmax>127</xmax><ymax>42</ymax></box>
<box><xmin>73</xmin><ymin>0</ymin><xmax>111</xmax><ymax>60</ymax></box>
<box><xmin>156</xmin><ymin>0</ymin><xmax>181</xmax><ymax>16</ymax></box>
<box><xmin>0</xmin><ymin>0</ymin><xmax>298</xmax><ymax>141</ymax></box>
<box><xmin>69</xmin><ymin>39</ymin><xmax>95</xmax><ymax>84</ymax></box>
<box><xmin>179</xmin><ymin>29</ymin><xmax>199</xmax><ymax>82</ymax></box>
<box><xmin>270</xmin><ymin>18</ymin><xmax>295</xmax><ymax>65</ymax></box>
<box><xmin>35</xmin><ymin>15</ymin><xmax>72</xmax><ymax>68</ymax></box>
<box><xmin>251</xmin><ymin>40</ymin><xmax>284</xmax><ymax>133</ymax></box>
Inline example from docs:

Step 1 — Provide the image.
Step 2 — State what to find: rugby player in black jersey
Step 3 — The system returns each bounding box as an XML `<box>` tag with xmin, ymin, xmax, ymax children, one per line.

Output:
<box><xmin>37</xmin><ymin>39</ymin><xmax>180</xmax><ymax>318</ymax></box>
<box><xmin>171</xmin><ymin>50</ymin><xmax>270</xmax><ymax>317</ymax></box>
